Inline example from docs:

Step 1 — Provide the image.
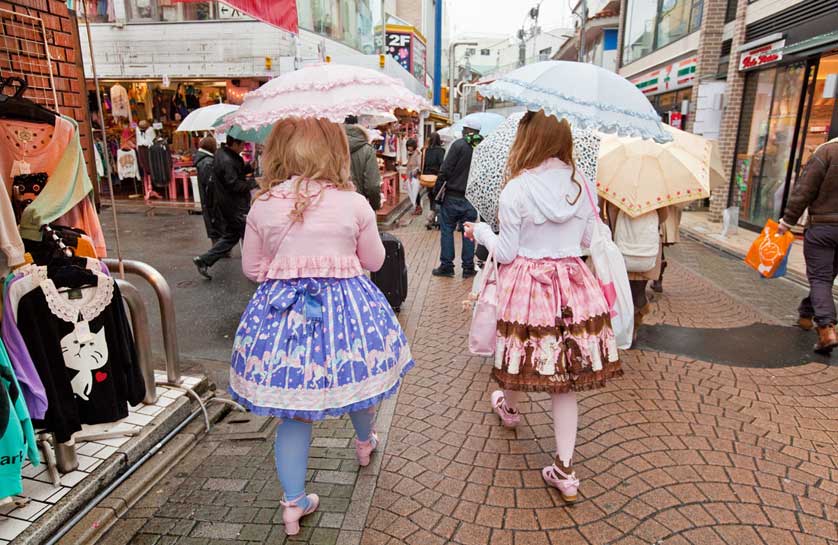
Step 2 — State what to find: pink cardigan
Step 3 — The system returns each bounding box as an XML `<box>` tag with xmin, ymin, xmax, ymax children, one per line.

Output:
<box><xmin>242</xmin><ymin>180</ymin><xmax>385</xmax><ymax>283</ymax></box>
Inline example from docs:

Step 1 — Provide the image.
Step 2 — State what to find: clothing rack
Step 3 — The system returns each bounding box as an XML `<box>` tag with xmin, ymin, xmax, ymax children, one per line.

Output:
<box><xmin>0</xmin><ymin>8</ymin><xmax>59</xmax><ymax>113</ymax></box>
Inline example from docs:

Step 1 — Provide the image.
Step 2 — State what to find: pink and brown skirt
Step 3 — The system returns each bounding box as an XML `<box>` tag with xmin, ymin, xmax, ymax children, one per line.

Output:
<box><xmin>493</xmin><ymin>256</ymin><xmax>622</xmax><ymax>393</ymax></box>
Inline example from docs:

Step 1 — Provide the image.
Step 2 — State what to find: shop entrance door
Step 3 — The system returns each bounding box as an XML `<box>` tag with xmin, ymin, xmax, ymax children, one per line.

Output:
<box><xmin>787</xmin><ymin>53</ymin><xmax>838</xmax><ymax>209</ymax></box>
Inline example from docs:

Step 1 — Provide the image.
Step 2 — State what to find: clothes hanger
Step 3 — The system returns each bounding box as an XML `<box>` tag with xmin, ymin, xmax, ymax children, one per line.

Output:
<box><xmin>0</xmin><ymin>77</ymin><xmax>58</xmax><ymax>126</ymax></box>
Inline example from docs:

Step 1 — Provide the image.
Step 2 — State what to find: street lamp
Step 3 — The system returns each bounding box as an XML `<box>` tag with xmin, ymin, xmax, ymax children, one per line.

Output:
<box><xmin>449</xmin><ymin>41</ymin><xmax>478</xmax><ymax>123</ymax></box>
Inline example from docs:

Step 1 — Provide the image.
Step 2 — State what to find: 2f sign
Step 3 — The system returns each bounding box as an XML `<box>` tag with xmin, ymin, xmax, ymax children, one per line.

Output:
<box><xmin>388</xmin><ymin>34</ymin><xmax>411</xmax><ymax>48</ymax></box>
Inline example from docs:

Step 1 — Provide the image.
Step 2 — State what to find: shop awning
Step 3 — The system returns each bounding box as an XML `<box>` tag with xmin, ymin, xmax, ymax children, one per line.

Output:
<box><xmin>780</xmin><ymin>30</ymin><xmax>838</xmax><ymax>57</ymax></box>
<box><xmin>172</xmin><ymin>0</ymin><xmax>299</xmax><ymax>33</ymax></box>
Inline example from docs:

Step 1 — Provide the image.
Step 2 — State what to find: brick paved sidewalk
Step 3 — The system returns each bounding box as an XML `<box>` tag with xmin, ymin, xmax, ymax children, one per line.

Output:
<box><xmin>362</xmin><ymin>228</ymin><xmax>838</xmax><ymax>545</ymax></box>
<box><xmin>95</xmin><ymin>222</ymin><xmax>837</xmax><ymax>545</ymax></box>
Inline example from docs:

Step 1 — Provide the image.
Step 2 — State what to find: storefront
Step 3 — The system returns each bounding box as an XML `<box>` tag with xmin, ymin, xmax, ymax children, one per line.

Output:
<box><xmin>732</xmin><ymin>31</ymin><xmax>838</xmax><ymax>229</ymax></box>
<box><xmin>630</xmin><ymin>56</ymin><xmax>697</xmax><ymax>129</ymax></box>
<box><xmin>88</xmin><ymin>78</ymin><xmax>264</xmax><ymax>199</ymax></box>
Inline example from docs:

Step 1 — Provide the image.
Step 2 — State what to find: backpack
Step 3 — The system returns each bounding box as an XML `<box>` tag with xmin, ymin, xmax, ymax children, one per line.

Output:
<box><xmin>614</xmin><ymin>210</ymin><xmax>659</xmax><ymax>273</ymax></box>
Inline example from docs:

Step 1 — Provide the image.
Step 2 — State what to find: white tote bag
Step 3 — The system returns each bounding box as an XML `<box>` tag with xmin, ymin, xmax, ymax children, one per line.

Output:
<box><xmin>581</xmin><ymin>181</ymin><xmax>634</xmax><ymax>349</ymax></box>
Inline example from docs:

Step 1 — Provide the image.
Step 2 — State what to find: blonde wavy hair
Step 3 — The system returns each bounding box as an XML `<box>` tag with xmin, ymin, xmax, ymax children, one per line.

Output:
<box><xmin>505</xmin><ymin>110</ymin><xmax>581</xmax><ymax>205</ymax></box>
<box><xmin>256</xmin><ymin>117</ymin><xmax>354</xmax><ymax>221</ymax></box>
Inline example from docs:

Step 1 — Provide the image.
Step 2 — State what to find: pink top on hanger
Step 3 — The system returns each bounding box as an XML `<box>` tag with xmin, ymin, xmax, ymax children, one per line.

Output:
<box><xmin>0</xmin><ymin>116</ymin><xmax>74</xmax><ymax>188</ymax></box>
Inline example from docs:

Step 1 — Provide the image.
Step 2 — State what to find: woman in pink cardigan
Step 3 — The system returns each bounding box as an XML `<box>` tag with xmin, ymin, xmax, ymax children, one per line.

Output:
<box><xmin>231</xmin><ymin>117</ymin><xmax>414</xmax><ymax>535</ymax></box>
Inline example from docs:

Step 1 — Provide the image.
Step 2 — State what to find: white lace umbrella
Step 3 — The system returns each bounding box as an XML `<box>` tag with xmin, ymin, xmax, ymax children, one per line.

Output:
<box><xmin>465</xmin><ymin>112</ymin><xmax>601</xmax><ymax>230</ymax></box>
<box><xmin>480</xmin><ymin>61</ymin><xmax>671</xmax><ymax>143</ymax></box>
<box><xmin>176</xmin><ymin>103</ymin><xmax>239</xmax><ymax>132</ymax></box>
<box><xmin>217</xmin><ymin>63</ymin><xmax>431</xmax><ymax>133</ymax></box>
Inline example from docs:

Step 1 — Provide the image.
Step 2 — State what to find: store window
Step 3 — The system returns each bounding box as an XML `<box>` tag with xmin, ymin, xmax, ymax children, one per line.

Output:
<box><xmin>297</xmin><ymin>0</ymin><xmax>376</xmax><ymax>53</ymax></box>
<box><xmin>656</xmin><ymin>0</ymin><xmax>692</xmax><ymax>49</ymax></box>
<box><xmin>623</xmin><ymin>0</ymin><xmax>658</xmax><ymax>65</ymax></box>
<box><xmin>735</xmin><ymin>64</ymin><xmax>807</xmax><ymax>227</ymax></box>
<box><xmin>623</xmin><ymin>0</ymin><xmax>703</xmax><ymax>65</ymax></box>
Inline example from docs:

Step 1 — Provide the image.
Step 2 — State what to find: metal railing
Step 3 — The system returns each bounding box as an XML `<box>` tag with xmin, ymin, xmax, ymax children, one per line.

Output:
<box><xmin>115</xmin><ymin>279</ymin><xmax>158</xmax><ymax>404</ymax></box>
<box><xmin>103</xmin><ymin>259</ymin><xmax>182</xmax><ymax>385</ymax></box>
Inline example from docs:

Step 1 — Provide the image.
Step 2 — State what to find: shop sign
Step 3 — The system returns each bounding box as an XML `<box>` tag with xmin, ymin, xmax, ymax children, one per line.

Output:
<box><xmin>387</xmin><ymin>29</ymin><xmax>413</xmax><ymax>74</ymax></box>
<box><xmin>631</xmin><ymin>57</ymin><xmax>697</xmax><ymax>95</ymax></box>
<box><xmin>739</xmin><ymin>40</ymin><xmax>785</xmax><ymax>71</ymax></box>
<box><xmin>386</xmin><ymin>25</ymin><xmax>428</xmax><ymax>85</ymax></box>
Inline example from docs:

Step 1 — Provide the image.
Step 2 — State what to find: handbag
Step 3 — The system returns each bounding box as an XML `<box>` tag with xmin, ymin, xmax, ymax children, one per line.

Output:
<box><xmin>419</xmin><ymin>149</ymin><xmax>438</xmax><ymax>187</ymax></box>
<box><xmin>581</xmin><ymin>178</ymin><xmax>634</xmax><ymax>349</ymax></box>
<box><xmin>468</xmin><ymin>249</ymin><xmax>499</xmax><ymax>356</ymax></box>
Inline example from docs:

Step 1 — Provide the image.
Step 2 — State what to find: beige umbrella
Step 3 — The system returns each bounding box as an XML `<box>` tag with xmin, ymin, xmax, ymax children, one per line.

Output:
<box><xmin>597</xmin><ymin>125</ymin><xmax>723</xmax><ymax>218</ymax></box>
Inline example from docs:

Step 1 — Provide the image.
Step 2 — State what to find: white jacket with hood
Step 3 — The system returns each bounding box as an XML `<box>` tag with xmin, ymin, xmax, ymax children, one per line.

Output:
<box><xmin>473</xmin><ymin>158</ymin><xmax>596</xmax><ymax>264</ymax></box>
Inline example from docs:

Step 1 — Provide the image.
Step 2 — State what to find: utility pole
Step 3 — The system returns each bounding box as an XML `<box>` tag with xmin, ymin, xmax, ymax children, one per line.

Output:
<box><xmin>578</xmin><ymin>0</ymin><xmax>588</xmax><ymax>63</ymax></box>
<box><xmin>449</xmin><ymin>41</ymin><xmax>478</xmax><ymax>122</ymax></box>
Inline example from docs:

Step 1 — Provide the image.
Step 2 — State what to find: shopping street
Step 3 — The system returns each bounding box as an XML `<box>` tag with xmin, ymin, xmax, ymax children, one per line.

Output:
<box><xmin>70</xmin><ymin>209</ymin><xmax>838</xmax><ymax>545</ymax></box>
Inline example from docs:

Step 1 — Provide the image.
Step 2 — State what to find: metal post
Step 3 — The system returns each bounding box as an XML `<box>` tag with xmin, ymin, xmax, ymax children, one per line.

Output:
<box><xmin>103</xmin><ymin>259</ymin><xmax>181</xmax><ymax>385</ymax></box>
<box><xmin>115</xmin><ymin>278</ymin><xmax>158</xmax><ymax>404</ymax></box>
<box><xmin>578</xmin><ymin>0</ymin><xmax>588</xmax><ymax>63</ymax></box>
<box><xmin>80</xmin><ymin>0</ymin><xmax>125</xmax><ymax>279</ymax></box>
<box><xmin>433</xmin><ymin>0</ymin><xmax>443</xmax><ymax>106</ymax></box>
<box><xmin>448</xmin><ymin>41</ymin><xmax>478</xmax><ymax>123</ymax></box>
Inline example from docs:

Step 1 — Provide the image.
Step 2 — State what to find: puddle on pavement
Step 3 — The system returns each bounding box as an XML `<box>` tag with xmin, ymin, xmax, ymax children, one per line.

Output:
<box><xmin>635</xmin><ymin>323</ymin><xmax>835</xmax><ymax>368</ymax></box>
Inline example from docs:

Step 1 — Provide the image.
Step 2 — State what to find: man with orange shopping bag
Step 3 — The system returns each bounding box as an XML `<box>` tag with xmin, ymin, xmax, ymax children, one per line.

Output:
<box><xmin>778</xmin><ymin>138</ymin><xmax>838</xmax><ymax>354</ymax></box>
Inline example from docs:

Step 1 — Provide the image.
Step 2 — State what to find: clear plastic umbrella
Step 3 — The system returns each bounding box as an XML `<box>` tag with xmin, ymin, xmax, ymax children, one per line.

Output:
<box><xmin>480</xmin><ymin>61</ymin><xmax>671</xmax><ymax>143</ymax></box>
<box><xmin>465</xmin><ymin>112</ymin><xmax>601</xmax><ymax>230</ymax></box>
<box><xmin>176</xmin><ymin>103</ymin><xmax>239</xmax><ymax>132</ymax></box>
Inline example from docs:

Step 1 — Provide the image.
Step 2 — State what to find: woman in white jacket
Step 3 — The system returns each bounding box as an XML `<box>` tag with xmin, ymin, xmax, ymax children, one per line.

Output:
<box><xmin>465</xmin><ymin>110</ymin><xmax>622</xmax><ymax>502</ymax></box>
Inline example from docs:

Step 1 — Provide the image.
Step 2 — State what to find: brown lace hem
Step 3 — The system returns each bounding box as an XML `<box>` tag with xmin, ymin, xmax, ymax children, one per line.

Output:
<box><xmin>491</xmin><ymin>362</ymin><xmax>623</xmax><ymax>393</ymax></box>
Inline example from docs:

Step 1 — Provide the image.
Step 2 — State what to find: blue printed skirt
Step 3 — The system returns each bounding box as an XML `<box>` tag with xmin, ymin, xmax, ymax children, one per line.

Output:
<box><xmin>229</xmin><ymin>275</ymin><xmax>414</xmax><ymax>421</ymax></box>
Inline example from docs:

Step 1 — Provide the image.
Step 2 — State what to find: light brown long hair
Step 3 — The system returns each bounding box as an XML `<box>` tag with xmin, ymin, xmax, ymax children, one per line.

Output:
<box><xmin>257</xmin><ymin>117</ymin><xmax>354</xmax><ymax>221</ymax></box>
<box><xmin>505</xmin><ymin>110</ymin><xmax>581</xmax><ymax>205</ymax></box>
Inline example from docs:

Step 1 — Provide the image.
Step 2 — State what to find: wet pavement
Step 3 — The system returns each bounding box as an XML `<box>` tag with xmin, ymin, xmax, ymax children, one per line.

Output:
<box><xmin>95</xmin><ymin>208</ymin><xmax>838</xmax><ymax>545</ymax></box>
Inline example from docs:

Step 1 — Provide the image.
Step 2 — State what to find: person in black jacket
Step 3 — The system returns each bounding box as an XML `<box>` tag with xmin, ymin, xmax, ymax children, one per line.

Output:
<box><xmin>194</xmin><ymin>136</ymin><xmax>222</xmax><ymax>244</ymax></box>
<box><xmin>432</xmin><ymin>120</ymin><xmax>482</xmax><ymax>278</ymax></box>
<box><xmin>193</xmin><ymin>136</ymin><xmax>255</xmax><ymax>279</ymax></box>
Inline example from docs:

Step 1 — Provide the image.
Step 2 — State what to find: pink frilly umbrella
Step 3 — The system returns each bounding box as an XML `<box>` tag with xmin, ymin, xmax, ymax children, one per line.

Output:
<box><xmin>216</xmin><ymin>64</ymin><xmax>431</xmax><ymax>139</ymax></box>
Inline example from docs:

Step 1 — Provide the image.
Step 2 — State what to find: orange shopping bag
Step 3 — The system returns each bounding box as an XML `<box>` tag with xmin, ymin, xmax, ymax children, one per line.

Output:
<box><xmin>744</xmin><ymin>220</ymin><xmax>794</xmax><ymax>278</ymax></box>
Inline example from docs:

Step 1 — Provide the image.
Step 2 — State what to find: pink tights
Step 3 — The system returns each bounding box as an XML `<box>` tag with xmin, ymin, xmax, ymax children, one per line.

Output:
<box><xmin>503</xmin><ymin>390</ymin><xmax>577</xmax><ymax>466</ymax></box>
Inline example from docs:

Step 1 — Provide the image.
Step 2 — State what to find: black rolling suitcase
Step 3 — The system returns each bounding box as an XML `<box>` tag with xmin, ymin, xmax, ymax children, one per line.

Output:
<box><xmin>371</xmin><ymin>233</ymin><xmax>408</xmax><ymax>312</ymax></box>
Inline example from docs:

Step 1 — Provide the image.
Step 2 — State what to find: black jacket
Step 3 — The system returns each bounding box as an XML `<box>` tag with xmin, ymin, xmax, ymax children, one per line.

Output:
<box><xmin>423</xmin><ymin>146</ymin><xmax>445</xmax><ymax>175</ymax></box>
<box><xmin>435</xmin><ymin>138</ymin><xmax>473</xmax><ymax>198</ymax></box>
<box><xmin>195</xmin><ymin>150</ymin><xmax>223</xmax><ymax>240</ymax></box>
<box><xmin>213</xmin><ymin>145</ymin><xmax>254</xmax><ymax>232</ymax></box>
<box><xmin>148</xmin><ymin>140</ymin><xmax>172</xmax><ymax>189</ymax></box>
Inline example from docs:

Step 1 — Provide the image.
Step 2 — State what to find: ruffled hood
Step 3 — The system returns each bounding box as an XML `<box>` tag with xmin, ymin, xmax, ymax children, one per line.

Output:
<box><xmin>516</xmin><ymin>158</ymin><xmax>588</xmax><ymax>224</ymax></box>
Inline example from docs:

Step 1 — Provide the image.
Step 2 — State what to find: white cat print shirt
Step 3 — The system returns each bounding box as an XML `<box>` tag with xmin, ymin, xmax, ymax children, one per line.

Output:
<box><xmin>16</xmin><ymin>270</ymin><xmax>146</xmax><ymax>442</ymax></box>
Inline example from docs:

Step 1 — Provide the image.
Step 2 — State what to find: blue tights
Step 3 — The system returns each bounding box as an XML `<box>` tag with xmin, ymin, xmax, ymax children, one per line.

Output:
<box><xmin>274</xmin><ymin>409</ymin><xmax>375</xmax><ymax>510</ymax></box>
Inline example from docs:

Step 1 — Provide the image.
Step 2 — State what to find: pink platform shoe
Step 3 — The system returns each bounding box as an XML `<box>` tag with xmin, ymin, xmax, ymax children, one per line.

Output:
<box><xmin>491</xmin><ymin>390</ymin><xmax>521</xmax><ymax>428</ymax></box>
<box><xmin>542</xmin><ymin>464</ymin><xmax>580</xmax><ymax>503</ymax></box>
<box><xmin>280</xmin><ymin>493</ymin><xmax>320</xmax><ymax>536</ymax></box>
<box><xmin>355</xmin><ymin>432</ymin><xmax>379</xmax><ymax>467</ymax></box>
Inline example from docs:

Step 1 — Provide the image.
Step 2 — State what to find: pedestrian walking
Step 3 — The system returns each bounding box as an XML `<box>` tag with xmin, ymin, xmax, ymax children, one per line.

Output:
<box><xmin>194</xmin><ymin>136</ymin><xmax>222</xmax><ymax>244</ymax></box>
<box><xmin>603</xmin><ymin>202</ymin><xmax>667</xmax><ymax>344</ymax></box>
<box><xmin>404</xmin><ymin>138</ymin><xmax>422</xmax><ymax>215</ymax></box>
<box><xmin>192</xmin><ymin>136</ymin><xmax>255</xmax><ymax>279</ymax></box>
<box><xmin>465</xmin><ymin>111</ymin><xmax>621</xmax><ymax>503</ymax></box>
<box><xmin>779</xmin><ymin>137</ymin><xmax>838</xmax><ymax>353</ymax></box>
<box><xmin>652</xmin><ymin>204</ymin><xmax>683</xmax><ymax>293</ymax></box>
<box><xmin>432</xmin><ymin>119</ymin><xmax>482</xmax><ymax>278</ymax></box>
<box><xmin>414</xmin><ymin>132</ymin><xmax>444</xmax><ymax>219</ymax></box>
<box><xmin>229</xmin><ymin>117</ymin><xmax>414</xmax><ymax>535</ymax></box>
<box><xmin>344</xmin><ymin>115</ymin><xmax>382</xmax><ymax>210</ymax></box>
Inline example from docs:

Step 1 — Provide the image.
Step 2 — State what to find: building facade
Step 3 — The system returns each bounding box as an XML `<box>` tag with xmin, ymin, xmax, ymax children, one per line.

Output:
<box><xmin>616</xmin><ymin>0</ymin><xmax>838</xmax><ymax>228</ymax></box>
<box><xmin>554</xmin><ymin>0</ymin><xmax>620</xmax><ymax>72</ymax></box>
